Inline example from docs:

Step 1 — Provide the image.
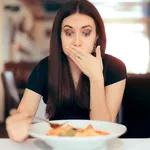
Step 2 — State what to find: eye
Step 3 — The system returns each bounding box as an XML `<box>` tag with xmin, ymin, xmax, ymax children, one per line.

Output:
<box><xmin>65</xmin><ymin>31</ymin><xmax>74</xmax><ymax>37</ymax></box>
<box><xmin>83</xmin><ymin>32</ymin><xmax>91</xmax><ymax>37</ymax></box>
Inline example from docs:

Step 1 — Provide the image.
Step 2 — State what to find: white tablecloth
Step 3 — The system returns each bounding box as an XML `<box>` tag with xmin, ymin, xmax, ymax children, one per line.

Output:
<box><xmin>0</xmin><ymin>138</ymin><xmax>150</xmax><ymax>150</ymax></box>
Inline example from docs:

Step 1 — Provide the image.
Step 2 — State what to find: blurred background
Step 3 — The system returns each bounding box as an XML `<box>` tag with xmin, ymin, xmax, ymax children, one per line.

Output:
<box><xmin>0</xmin><ymin>0</ymin><xmax>150</xmax><ymax>138</ymax></box>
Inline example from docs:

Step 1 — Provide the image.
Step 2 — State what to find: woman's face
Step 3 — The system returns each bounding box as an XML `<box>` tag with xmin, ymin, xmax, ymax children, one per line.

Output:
<box><xmin>61</xmin><ymin>13</ymin><xmax>97</xmax><ymax>56</ymax></box>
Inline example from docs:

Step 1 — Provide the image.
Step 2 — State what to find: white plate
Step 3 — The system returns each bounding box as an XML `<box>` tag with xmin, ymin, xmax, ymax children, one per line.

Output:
<box><xmin>29</xmin><ymin>120</ymin><xmax>127</xmax><ymax>149</ymax></box>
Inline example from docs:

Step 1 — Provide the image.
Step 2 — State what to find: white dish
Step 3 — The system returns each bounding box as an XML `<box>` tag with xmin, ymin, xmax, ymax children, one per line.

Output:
<box><xmin>29</xmin><ymin>120</ymin><xmax>127</xmax><ymax>149</ymax></box>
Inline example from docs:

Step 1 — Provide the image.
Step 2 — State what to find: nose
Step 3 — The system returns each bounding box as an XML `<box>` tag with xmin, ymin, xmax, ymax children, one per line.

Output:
<box><xmin>73</xmin><ymin>34</ymin><xmax>81</xmax><ymax>47</ymax></box>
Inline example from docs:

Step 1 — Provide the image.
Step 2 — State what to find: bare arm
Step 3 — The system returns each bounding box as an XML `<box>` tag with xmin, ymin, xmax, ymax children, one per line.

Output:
<box><xmin>105</xmin><ymin>79</ymin><xmax>126</xmax><ymax>122</ymax></box>
<box><xmin>89</xmin><ymin>77</ymin><xmax>110</xmax><ymax>121</ymax></box>
<box><xmin>6</xmin><ymin>88</ymin><xmax>42</xmax><ymax>142</ymax></box>
<box><xmin>17</xmin><ymin>88</ymin><xmax>42</xmax><ymax>117</ymax></box>
<box><xmin>90</xmin><ymin>78</ymin><xmax>126</xmax><ymax>122</ymax></box>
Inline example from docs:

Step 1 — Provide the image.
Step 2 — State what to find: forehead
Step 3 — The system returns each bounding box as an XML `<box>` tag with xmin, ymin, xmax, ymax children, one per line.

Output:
<box><xmin>62</xmin><ymin>13</ymin><xmax>96</xmax><ymax>28</ymax></box>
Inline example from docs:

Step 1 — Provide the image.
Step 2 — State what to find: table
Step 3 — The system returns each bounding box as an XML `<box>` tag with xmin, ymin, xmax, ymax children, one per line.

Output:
<box><xmin>0</xmin><ymin>138</ymin><xmax>150</xmax><ymax>150</ymax></box>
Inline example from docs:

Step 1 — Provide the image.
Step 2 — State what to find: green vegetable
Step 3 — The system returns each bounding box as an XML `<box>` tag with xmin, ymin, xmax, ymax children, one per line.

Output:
<box><xmin>59</xmin><ymin>129</ymin><xmax>77</xmax><ymax>136</ymax></box>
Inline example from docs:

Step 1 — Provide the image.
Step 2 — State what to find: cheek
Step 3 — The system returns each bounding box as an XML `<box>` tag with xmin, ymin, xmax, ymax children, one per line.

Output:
<box><xmin>83</xmin><ymin>34</ymin><xmax>96</xmax><ymax>53</ymax></box>
<box><xmin>84</xmin><ymin>41</ymin><xmax>95</xmax><ymax>53</ymax></box>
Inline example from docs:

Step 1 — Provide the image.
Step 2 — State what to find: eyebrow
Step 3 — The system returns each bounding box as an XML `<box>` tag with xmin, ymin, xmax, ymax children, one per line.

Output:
<box><xmin>63</xmin><ymin>25</ymin><xmax>92</xmax><ymax>29</ymax></box>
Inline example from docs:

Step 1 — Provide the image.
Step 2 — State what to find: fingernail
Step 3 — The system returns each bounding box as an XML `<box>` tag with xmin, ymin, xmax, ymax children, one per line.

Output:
<box><xmin>9</xmin><ymin>109</ymin><xmax>17</xmax><ymax>115</ymax></box>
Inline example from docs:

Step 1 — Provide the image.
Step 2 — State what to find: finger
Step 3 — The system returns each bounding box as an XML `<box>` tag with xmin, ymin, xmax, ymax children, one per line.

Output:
<box><xmin>7</xmin><ymin>116</ymin><xmax>31</xmax><ymax>130</ymax></box>
<box><xmin>67</xmin><ymin>48</ymin><xmax>83</xmax><ymax>61</ymax></box>
<box><xmin>70</xmin><ymin>46</ymin><xmax>87</xmax><ymax>56</ymax></box>
<box><xmin>9</xmin><ymin>109</ymin><xmax>17</xmax><ymax>115</ymax></box>
<box><xmin>67</xmin><ymin>48</ymin><xmax>79</xmax><ymax>57</ymax></box>
<box><xmin>6</xmin><ymin>112</ymin><xmax>30</xmax><ymax>126</ymax></box>
<box><xmin>67</xmin><ymin>50</ymin><xmax>81</xmax><ymax>66</ymax></box>
<box><xmin>6</xmin><ymin>116</ymin><xmax>32</xmax><ymax>135</ymax></box>
<box><xmin>96</xmin><ymin>45</ymin><xmax>101</xmax><ymax>59</ymax></box>
<box><xmin>7</xmin><ymin>118</ymin><xmax>31</xmax><ymax>141</ymax></box>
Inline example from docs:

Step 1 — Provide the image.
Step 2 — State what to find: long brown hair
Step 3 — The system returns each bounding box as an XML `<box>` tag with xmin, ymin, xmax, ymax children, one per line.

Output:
<box><xmin>46</xmin><ymin>0</ymin><xmax>106</xmax><ymax>119</ymax></box>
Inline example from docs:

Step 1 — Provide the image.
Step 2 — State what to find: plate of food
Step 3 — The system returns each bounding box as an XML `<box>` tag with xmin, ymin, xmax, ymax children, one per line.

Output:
<box><xmin>29</xmin><ymin>120</ymin><xmax>127</xmax><ymax>149</ymax></box>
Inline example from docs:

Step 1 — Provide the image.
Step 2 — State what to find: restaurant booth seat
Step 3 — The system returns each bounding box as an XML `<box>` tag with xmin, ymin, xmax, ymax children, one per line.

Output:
<box><xmin>122</xmin><ymin>73</ymin><xmax>150</xmax><ymax>138</ymax></box>
<box><xmin>1</xmin><ymin>62</ymin><xmax>37</xmax><ymax>120</ymax></box>
<box><xmin>4</xmin><ymin>62</ymin><xmax>37</xmax><ymax>99</ymax></box>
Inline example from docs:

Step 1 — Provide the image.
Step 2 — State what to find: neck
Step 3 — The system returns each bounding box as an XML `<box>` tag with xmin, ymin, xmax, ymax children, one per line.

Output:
<box><xmin>68</xmin><ymin>58</ymin><xmax>81</xmax><ymax>84</ymax></box>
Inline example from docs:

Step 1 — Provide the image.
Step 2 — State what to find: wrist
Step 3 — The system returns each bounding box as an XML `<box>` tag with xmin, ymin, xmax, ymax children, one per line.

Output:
<box><xmin>89</xmin><ymin>75</ymin><xmax>104</xmax><ymax>82</ymax></box>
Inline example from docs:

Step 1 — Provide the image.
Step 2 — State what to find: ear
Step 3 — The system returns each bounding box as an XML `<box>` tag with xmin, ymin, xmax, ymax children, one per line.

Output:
<box><xmin>96</xmin><ymin>36</ymin><xmax>99</xmax><ymax>41</ymax></box>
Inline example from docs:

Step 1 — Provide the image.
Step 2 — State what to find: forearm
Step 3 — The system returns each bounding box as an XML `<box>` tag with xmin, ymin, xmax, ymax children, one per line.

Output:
<box><xmin>89</xmin><ymin>77</ymin><xmax>111</xmax><ymax>121</ymax></box>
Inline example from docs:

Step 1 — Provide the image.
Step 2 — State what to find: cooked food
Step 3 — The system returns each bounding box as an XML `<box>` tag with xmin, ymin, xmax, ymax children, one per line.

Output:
<box><xmin>46</xmin><ymin>124</ymin><xmax>109</xmax><ymax>137</ymax></box>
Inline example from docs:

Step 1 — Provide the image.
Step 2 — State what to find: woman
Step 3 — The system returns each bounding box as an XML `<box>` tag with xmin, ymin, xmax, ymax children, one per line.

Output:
<box><xmin>6</xmin><ymin>0</ymin><xmax>127</xmax><ymax>142</ymax></box>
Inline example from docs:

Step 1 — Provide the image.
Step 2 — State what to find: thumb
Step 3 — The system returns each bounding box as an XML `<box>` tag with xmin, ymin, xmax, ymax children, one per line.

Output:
<box><xmin>96</xmin><ymin>45</ymin><xmax>101</xmax><ymax>59</ymax></box>
<box><xmin>9</xmin><ymin>109</ymin><xmax>18</xmax><ymax>115</ymax></box>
